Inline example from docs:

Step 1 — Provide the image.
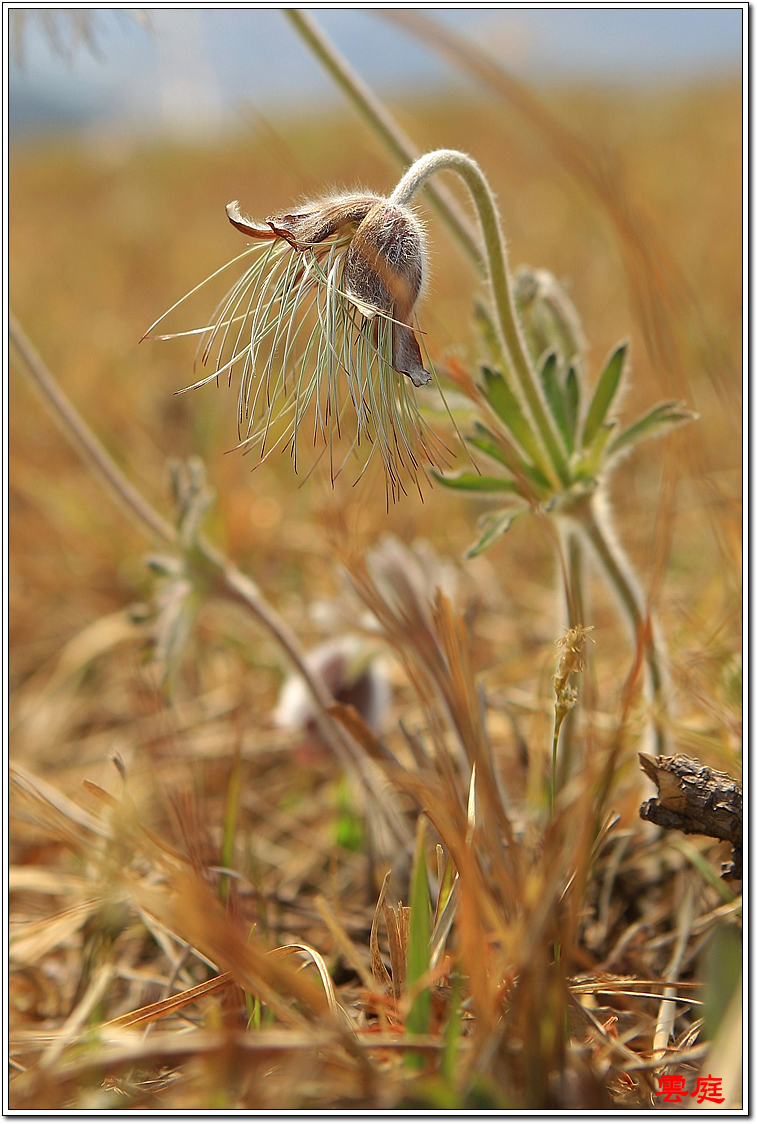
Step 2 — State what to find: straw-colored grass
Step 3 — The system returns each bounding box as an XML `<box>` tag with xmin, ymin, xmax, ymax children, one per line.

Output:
<box><xmin>9</xmin><ymin>71</ymin><xmax>741</xmax><ymax>1109</ymax></box>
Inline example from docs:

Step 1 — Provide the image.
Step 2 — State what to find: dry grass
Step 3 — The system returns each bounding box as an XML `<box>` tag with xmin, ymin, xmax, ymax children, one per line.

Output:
<box><xmin>8</xmin><ymin>74</ymin><xmax>741</xmax><ymax>1110</ymax></box>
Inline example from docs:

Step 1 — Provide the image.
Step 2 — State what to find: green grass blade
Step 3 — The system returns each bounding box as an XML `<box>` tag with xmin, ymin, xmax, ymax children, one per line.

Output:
<box><xmin>582</xmin><ymin>342</ymin><xmax>627</xmax><ymax>448</ymax></box>
<box><xmin>406</xmin><ymin>817</ymin><xmax>432</xmax><ymax>1038</ymax></box>
<box><xmin>441</xmin><ymin>975</ymin><xmax>465</xmax><ymax>1083</ymax></box>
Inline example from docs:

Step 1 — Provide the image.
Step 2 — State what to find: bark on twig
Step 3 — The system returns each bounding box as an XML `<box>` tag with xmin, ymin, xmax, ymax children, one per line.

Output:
<box><xmin>639</xmin><ymin>753</ymin><xmax>742</xmax><ymax>879</ymax></box>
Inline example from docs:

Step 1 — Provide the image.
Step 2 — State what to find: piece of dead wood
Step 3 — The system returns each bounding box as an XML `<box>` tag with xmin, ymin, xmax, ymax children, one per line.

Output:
<box><xmin>639</xmin><ymin>754</ymin><xmax>742</xmax><ymax>880</ymax></box>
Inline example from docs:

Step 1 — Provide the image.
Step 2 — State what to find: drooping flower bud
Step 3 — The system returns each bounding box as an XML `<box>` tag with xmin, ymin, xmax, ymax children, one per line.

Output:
<box><xmin>341</xmin><ymin>200</ymin><xmax>430</xmax><ymax>387</ymax></box>
<box><xmin>227</xmin><ymin>194</ymin><xmax>430</xmax><ymax>386</ymax></box>
<box><xmin>153</xmin><ymin>190</ymin><xmax>447</xmax><ymax>502</ymax></box>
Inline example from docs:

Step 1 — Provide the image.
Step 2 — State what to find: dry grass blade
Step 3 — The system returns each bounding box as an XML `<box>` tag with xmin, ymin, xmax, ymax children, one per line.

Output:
<box><xmin>136</xmin><ymin>873</ymin><xmax>323</xmax><ymax>1029</ymax></box>
<box><xmin>382</xmin><ymin>903</ymin><xmax>409</xmax><ymax>1004</ymax></box>
<box><xmin>103</xmin><ymin>973</ymin><xmax>235</xmax><ymax>1030</ymax></box>
<box><xmin>9</xmin><ymin>867</ymin><xmax>88</xmax><ymax>895</ymax></box>
<box><xmin>269</xmin><ymin>943</ymin><xmax>353</xmax><ymax>1030</ymax></box>
<box><xmin>40</xmin><ymin>964</ymin><xmax>116</xmax><ymax>1068</ymax></box>
<box><xmin>10</xmin><ymin>901</ymin><xmax>97</xmax><ymax>965</ymax></box>
<box><xmin>10</xmin><ymin>763</ymin><xmax>108</xmax><ymax>842</ymax></box>
<box><xmin>369</xmin><ymin>872</ymin><xmax>395</xmax><ymax>995</ymax></box>
<box><xmin>314</xmin><ymin>895</ymin><xmax>375</xmax><ymax>991</ymax></box>
<box><xmin>652</xmin><ymin>880</ymin><xmax>696</xmax><ymax>1059</ymax></box>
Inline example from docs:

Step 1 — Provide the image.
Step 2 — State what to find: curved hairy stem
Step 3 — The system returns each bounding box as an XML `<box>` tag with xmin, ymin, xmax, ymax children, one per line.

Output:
<box><xmin>284</xmin><ymin>8</ymin><xmax>483</xmax><ymax>272</ymax></box>
<box><xmin>10</xmin><ymin>311</ymin><xmax>408</xmax><ymax>843</ymax></box>
<box><xmin>576</xmin><ymin>494</ymin><xmax>668</xmax><ymax>754</ymax></box>
<box><xmin>391</xmin><ymin>150</ymin><xmax>569</xmax><ymax>489</ymax></box>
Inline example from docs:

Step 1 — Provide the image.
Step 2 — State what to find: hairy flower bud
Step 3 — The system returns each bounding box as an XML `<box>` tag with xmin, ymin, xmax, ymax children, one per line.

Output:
<box><xmin>341</xmin><ymin>201</ymin><xmax>430</xmax><ymax>387</ymax></box>
<box><xmin>153</xmin><ymin>190</ymin><xmax>447</xmax><ymax>502</ymax></box>
<box><xmin>227</xmin><ymin>193</ymin><xmax>430</xmax><ymax>386</ymax></box>
<box><xmin>514</xmin><ymin>266</ymin><xmax>586</xmax><ymax>371</ymax></box>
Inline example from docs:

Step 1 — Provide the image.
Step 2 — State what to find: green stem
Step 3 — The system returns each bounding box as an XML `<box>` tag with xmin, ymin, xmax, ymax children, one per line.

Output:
<box><xmin>391</xmin><ymin>150</ymin><xmax>570</xmax><ymax>489</ymax></box>
<box><xmin>284</xmin><ymin>9</ymin><xmax>483</xmax><ymax>271</ymax></box>
<box><xmin>558</xmin><ymin>531</ymin><xmax>586</xmax><ymax>786</ymax></box>
<box><xmin>576</xmin><ymin>495</ymin><xmax>668</xmax><ymax>754</ymax></box>
<box><xmin>551</xmin><ymin>710</ymin><xmax>566</xmax><ymax>816</ymax></box>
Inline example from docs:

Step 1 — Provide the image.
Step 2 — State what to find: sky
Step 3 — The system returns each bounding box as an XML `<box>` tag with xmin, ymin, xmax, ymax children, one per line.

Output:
<box><xmin>8</xmin><ymin>7</ymin><xmax>744</xmax><ymax>136</ymax></box>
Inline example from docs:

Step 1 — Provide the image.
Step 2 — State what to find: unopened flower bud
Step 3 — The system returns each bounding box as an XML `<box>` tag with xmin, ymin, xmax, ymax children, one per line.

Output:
<box><xmin>153</xmin><ymin>190</ymin><xmax>445</xmax><ymax>502</ymax></box>
<box><xmin>341</xmin><ymin>200</ymin><xmax>430</xmax><ymax>387</ymax></box>
<box><xmin>226</xmin><ymin>193</ymin><xmax>430</xmax><ymax>386</ymax></box>
<box><xmin>514</xmin><ymin>267</ymin><xmax>586</xmax><ymax>370</ymax></box>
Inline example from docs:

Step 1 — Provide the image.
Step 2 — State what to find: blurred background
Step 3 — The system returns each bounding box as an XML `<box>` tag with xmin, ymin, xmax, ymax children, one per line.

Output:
<box><xmin>8</xmin><ymin>14</ymin><xmax>743</xmax><ymax>1105</ymax></box>
<box><xmin>9</xmin><ymin>6</ymin><xmax>742</xmax><ymax>792</ymax></box>
<box><xmin>9</xmin><ymin>9</ymin><xmax>743</xmax><ymax>134</ymax></box>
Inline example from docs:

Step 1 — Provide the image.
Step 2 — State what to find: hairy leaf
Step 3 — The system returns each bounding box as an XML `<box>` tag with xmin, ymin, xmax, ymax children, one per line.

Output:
<box><xmin>469</xmin><ymin>425</ymin><xmax>552</xmax><ymax>495</ymax></box>
<box><xmin>574</xmin><ymin>422</ymin><xmax>617</xmax><ymax>481</ymax></box>
<box><xmin>465</xmin><ymin>507</ymin><xmax>526</xmax><ymax>559</ymax></box>
<box><xmin>539</xmin><ymin>352</ymin><xmax>571</xmax><ymax>453</ymax></box>
<box><xmin>432</xmin><ymin>470</ymin><xmax>519</xmax><ymax>494</ymax></box>
<box><xmin>481</xmin><ymin>366</ymin><xmax>544</xmax><ymax>467</ymax></box>
<box><xmin>564</xmin><ymin>364</ymin><xmax>580</xmax><ymax>450</ymax></box>
<box><xmin>607</xmin><ymin>401</ymin><xmax>697</xmax><ymax>459</ymax></box>
<box><xmin>582</xmin><ymin>343</ymin><xmax>627</xmax><ymax>448</ymax></box>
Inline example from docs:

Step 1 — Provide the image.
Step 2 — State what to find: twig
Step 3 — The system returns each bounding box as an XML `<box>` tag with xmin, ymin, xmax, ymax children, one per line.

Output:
<box><xmin>639</xmin><ymin>754</ymin><xmax>742</xmax><ymax>879</ymax></box>
<box><xmin>9</xmin><ymin>312</ymin><xmax>176</xmax><ymax>545</ymax></box>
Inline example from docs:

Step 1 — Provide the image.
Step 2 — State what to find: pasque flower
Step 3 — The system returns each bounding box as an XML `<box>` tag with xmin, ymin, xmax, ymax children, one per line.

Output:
<box><xmin>153</xmin><ymin>191</ymin><xmax>449</xmax><ymax>501</ymax></box>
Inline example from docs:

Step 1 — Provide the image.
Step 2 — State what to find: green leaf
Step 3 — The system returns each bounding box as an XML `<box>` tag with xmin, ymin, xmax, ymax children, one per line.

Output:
<box><xmin>441</xmin><ymin>974</ymin><xmax>465</xmax><ymax>1082</ymax></box>
<box><xmin>432</xmin><ymin>470</ymin><xmax>519</xmax><ymax>494</ymax></box>
<box><xmin>481</xmin><ymin>366</ymin><xmax>544</xmax><ymax>467</ymax></box>
<box><xmin>521</xmin><ymin>463</ymin><xmax>553</xmax><ymax>493</ymax></box>
<box><xmin>465</xmin><ymin>507</ymin><xmax>526</xmax><ymax>559</ymax></box>
<box><xmin>574</xmin><ymin>422</ymin><xmax>617</xmax><ymax>481</ymax></box>
<box><xmin>606</xmin><ymin>401</ymin><xmax>697</xmax><ymax>459</ymax></box>
<box><xmin>406</xmin><ymin>819</ymin><xmax>432</xmax><ymax>1039</ymax></box>
<box><xmin>468</xmin><ymin>425</ymin><xmax>511</xmax><ymax>468</ymax></box>
<box><xmin>563</xmin><ymin>365</ymin><xmax>580</xmax><ymax>450</ymax></box>
<box><xmin>468</xmin><ymin>425</ymin><xmax>552</xmax><ymax>496</ymax></box>
<box><xmin>582</xmin><ymin>343</ymin><xmax>627</xmax><ymax>449</ymax></box>
<box><xmin>539</xmin><ymin>352</ymin><xmax>571</xmax><ymax>453</ymax></box>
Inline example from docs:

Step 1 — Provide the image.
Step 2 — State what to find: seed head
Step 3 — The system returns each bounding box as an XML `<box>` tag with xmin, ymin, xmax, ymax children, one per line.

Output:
<box><xmin>152</xmin><ymin>191</ymin><xmax>450</xmax><ymax>502</ymax></box>
<box><xmin>553</xmin><ymin>624</ymin><xmax>594</xmax><ymax>715</ymax></box>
